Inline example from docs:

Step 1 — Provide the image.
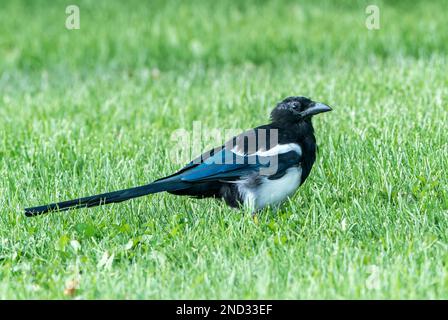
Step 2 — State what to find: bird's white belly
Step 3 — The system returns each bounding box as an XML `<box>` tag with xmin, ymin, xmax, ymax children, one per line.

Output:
<box><xmin>239</xmin><ymin>167</ymin><xmax>302</xmax><ymax>211</ymax></box>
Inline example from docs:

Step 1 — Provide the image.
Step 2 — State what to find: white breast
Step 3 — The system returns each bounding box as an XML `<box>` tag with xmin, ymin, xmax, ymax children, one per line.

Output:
<box><xmin>238</xmin><ymin>167</ymin><xmax>302</xmax><ymax>211</ymax></box>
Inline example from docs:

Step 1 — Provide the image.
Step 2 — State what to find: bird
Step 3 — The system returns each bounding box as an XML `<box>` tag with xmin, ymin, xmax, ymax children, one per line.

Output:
<box><xmin>24</xmin><ymin>96</ymin><xmax>332</xmax><ymax>217</ymax></box>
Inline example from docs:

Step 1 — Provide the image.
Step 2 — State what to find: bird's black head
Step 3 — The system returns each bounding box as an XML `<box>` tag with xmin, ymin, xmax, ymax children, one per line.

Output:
<box><xmin>270</xmin><ymin>96</ymin><xmax>332</xmax><ymax>123</ymax></box>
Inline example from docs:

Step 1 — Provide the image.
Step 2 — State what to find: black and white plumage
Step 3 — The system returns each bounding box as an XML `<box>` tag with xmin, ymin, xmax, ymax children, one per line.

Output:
<box><xmin>24</xmin><ymin>96</ymin><xmax>332</xmax><ymax>216</ymax></box>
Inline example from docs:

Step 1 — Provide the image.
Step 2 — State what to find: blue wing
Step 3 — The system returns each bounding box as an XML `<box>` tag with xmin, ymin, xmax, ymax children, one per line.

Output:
<box><xmin>177</xmin><ymin>148</ymin><xmax>301</xmax><ymax>182</ymax></box>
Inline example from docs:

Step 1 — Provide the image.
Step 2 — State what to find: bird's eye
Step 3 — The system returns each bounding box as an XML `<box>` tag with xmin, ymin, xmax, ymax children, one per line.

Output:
<box><xmin>292</xmin><ymin>102</ymin><xmax>301</xmax><ymax>109</ymax></box>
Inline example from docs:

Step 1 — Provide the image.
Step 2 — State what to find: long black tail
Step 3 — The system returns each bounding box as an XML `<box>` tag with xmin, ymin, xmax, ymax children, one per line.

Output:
<box><xmin>24</xmin><ymin>179</ymin><xmax>185</xmax><ymax>217</ymax></box>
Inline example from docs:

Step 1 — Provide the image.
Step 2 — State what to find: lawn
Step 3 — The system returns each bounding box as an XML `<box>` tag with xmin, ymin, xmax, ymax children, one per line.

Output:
<box><xmin>0</xmin><ymin>0</ymin><xmax>447</xmax><ymax>299</ymax></box>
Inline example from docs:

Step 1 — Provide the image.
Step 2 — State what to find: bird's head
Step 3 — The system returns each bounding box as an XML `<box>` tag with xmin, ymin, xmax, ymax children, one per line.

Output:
<box><xmin>270</xmin><ymin>96</ymin><xmax>332</xmax><ymax>123</ymax></box>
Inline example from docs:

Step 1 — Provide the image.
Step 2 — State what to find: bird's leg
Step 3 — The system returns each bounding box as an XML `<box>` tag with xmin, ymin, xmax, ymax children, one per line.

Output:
<box><xmin>252</xmin><ymin>211</ymin><xmax>259</xmax><ymax>224</ymax></box>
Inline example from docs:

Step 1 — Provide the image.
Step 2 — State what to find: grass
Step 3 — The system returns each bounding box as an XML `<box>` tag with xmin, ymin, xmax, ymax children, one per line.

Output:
<box><xmin>0</xmin><ymin>0</ymin><xmax>447</xmax><ymax>299</ymax></box>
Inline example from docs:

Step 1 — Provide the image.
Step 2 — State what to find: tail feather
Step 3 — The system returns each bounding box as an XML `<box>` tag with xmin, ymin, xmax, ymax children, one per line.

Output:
<box><xmin>24</xmin><ymin>179</ymin><xmax>186</xmax><ymax>217</ymax></box>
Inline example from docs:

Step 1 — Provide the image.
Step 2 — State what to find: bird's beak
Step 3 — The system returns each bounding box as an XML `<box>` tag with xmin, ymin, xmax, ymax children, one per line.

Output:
<box><xmin>299</xmin><ymin>102</ymin><xmax>332</xmax><ymax>118</ymax></box>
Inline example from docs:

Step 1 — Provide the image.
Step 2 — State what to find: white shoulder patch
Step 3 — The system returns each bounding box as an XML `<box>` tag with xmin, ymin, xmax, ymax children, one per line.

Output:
<box><xmin>231</xmin><ymin>143</ymin><xmax>302</xmax><ymax>157</ymax></box>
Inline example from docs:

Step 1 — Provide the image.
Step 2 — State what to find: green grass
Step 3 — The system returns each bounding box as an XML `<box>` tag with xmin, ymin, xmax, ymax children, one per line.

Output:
<box><xmin>1</xmin><ymin>0</ymin><xmax>447</xmax><ymax>299</ymax></box>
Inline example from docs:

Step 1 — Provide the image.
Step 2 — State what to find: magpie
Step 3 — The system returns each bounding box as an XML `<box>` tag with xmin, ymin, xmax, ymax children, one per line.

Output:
<box><xmin>24</xmin><ymin>96</ymin><xmax>332</xmax><ymax>217</ymax></box>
